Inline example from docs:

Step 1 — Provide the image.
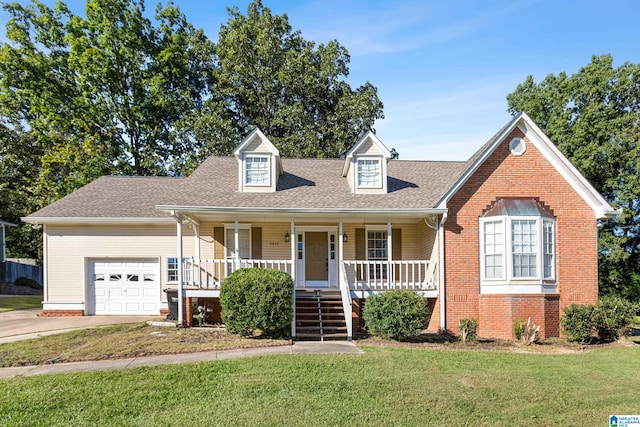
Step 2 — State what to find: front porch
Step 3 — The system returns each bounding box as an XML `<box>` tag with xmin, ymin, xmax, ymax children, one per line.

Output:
<box><xmin>170</xmin><ymin>213</ymin><xmax>443</xmax><ymax>340</ymax></box>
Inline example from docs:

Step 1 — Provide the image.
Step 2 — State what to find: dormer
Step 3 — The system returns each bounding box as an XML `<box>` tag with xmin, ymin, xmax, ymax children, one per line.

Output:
<box><xmin>342</xmin><ymin>131</ymin><xmax>391</xmax><ymax>194</ymax></box>
<box><xmin>233</xmin><ymin>128</ymin><xmax>283</xmax><ymax>193</ymax></box>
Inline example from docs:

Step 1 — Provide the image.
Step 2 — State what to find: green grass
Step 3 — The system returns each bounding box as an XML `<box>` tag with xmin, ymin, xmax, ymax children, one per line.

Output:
<box><xmin>1</xmin><ymin>345</ymin><xmax>638</xmax><ymax>426</ymax></box>
<box><xmin>0</xmin><ymin>295</ymin><xmax>42</xmax><ymax>312</ymax></box>
<box><xmin>0</xmin><ymin>323</ymin><xmax>288</xmax><ymax>367</ymax></box>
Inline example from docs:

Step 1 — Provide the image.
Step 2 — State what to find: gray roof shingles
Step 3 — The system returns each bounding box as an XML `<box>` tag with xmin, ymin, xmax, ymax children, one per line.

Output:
<box><xmin>26</xmin><ymin>156</ymin><xmax>469</xmax><ymax>219</ymax></box>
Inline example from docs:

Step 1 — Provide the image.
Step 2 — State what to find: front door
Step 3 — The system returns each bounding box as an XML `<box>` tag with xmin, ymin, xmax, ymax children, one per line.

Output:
<box><xmin>305</xmin><ymin>232</ymin><xmax>328</xmax><ymax>285</ymax></box>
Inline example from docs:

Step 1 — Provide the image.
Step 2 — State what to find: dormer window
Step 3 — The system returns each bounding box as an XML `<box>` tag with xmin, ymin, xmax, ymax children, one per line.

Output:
<box><xmin>357</xmin><ymin>158</ymin><xmax>382</xmax><ymax>188</ymax></box>
<box><xmin>245</xmin><ymin>155</ymin><xmax>270</xmax><ymax>186</ymax></box>
<box><xmin>233</xmin><ymin>128</ymin><xmax>282</xmax><ymax>193</ymax></box>
<box><xmin>342</xmin><ymin>131</ymin><xmax>391</xmax><ymax>194</ymax></box>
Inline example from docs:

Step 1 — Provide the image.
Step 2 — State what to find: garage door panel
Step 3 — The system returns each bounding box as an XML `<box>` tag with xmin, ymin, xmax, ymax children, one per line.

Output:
<box><xmin>89</xmin><ymin>259</ymin><xmax>159</xmax><ymax>315</ymax></box>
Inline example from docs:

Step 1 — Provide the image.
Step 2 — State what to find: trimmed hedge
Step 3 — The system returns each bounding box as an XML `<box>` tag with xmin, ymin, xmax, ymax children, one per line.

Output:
<box><xmin>561</xmin><ymin>296</ymin><xmax>638</xmax><ymax>343</ymax></box>
<box><xmin>362</xmin><ymin>290</ymin><xmax>429</xmax><ymax>341</ymax></box>
<box><xmin>220</xmin><ymin>268</ymin><xmax>293</xmax><ymax>338</ymax></box>
<box><xmin>14</xmin><ymin>277</ymin><xmax>41</xmax><ymax>289</ymax></box>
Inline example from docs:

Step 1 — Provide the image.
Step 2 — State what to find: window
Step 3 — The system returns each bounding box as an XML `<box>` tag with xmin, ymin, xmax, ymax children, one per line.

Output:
<box><xmin>479</xmin><ymin>199</ymin><xmax>556</xmax><ymax>291</ymax></box>
<box><xmin>367</xmin><ymin>230</ymin><xmax>388</xmax><ymax>280</ymax></box>
<box><xmin>245</xmin><ymin>155</ymin><xmax>270</xmax><ymax>186</ymax></box>
<box><xmin>512</xmin><ymin>220</ymin><xmax>537</xmax><ymax>278</ymax></box>
<box><xmin>167</xmin><ymin>258</ymin><xmax>179</xmax><ymax>282</ymax></box>
<box><xmin>357</xmin><ymin>158</ymin><xmax>381</xmax><ymax>188</ymax></box>
<box><xmin>543</xmin><ymin>219</ymin><xmax>555</xmax><ymax>279</ymax></box>
<box><xmin>483</xmin><ymin>220</ymin><xmax>504</xmax><ymax>279</ymax></box>
<box><xmin>225</xmin><ymin>227</ymin><xmax>251</xmax><ymax>260</ymax></box>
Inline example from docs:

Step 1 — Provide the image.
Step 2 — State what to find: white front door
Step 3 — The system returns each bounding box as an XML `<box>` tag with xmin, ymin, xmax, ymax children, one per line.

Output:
<box><xmin>89</xmin><ymin>259</ymin><xmax>159</xmax><ymax>315</ymax></box>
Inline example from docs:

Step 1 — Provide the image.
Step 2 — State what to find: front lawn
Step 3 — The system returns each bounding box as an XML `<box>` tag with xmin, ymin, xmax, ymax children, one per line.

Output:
<box><xmin>0</xmin><ymin>323</ymin><xmax>288</xmax><ymax>367</ymax></box>
<box><xmin>1</xmin><ymin>345</ymin><xmax>638</xmax><ymax>426</ymax></box>
<box><xmin>0</xmin><ymin>295</ymin><xmax>42</xmax><ymax>313</ymax></box>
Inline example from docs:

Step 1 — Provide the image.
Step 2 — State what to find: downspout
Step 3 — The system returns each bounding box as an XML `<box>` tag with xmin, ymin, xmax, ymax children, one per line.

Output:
<box><xmin>438</xmin><ymin>210</ymin><xmax>448</xmax><ymax>333</ymax></box>
<box><xmin>290</xmin><ymin>219</ymin><xmax>296</xmax><ymax>339</ymax></box>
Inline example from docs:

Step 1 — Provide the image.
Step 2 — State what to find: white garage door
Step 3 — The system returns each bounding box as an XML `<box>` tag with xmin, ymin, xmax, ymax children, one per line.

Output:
<box><xmin>89</xmin><ymin>259</ymin><xmax>159</xmax><ymax>315</ymax></box>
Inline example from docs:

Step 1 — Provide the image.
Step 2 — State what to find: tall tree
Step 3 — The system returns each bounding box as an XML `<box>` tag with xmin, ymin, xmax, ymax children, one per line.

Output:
<box><xmin>0</xmin><ymin>0</ymin><xmax>215</xmax><ymax>186</ymax></box>
<box><xmin>507</xmin><ymin>54</ymin><xmax>640</xmax><ymax>300</ymax></box>
<box><xmin>182</xmin><ymin>0</ymin><xmax>384</xmax><ymax>166</ymax></box>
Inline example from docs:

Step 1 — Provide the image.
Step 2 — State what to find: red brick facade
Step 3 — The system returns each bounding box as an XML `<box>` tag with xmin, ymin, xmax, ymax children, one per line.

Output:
<box><xmin>443</xmin><ymin>129</ymin><xmax>598</xmax><ymax>338</ymax></box>
<box><xmin>40</xmin><ymin>310</ymin><xmax>84</xmax><ymax>317</ymax></box>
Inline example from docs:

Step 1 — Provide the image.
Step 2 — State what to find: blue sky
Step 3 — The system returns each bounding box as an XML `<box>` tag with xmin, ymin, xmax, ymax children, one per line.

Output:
<box><xmin>5</xmin><ymin>0</ymin><xmax>640</xmax><ymax>160</ymax></box>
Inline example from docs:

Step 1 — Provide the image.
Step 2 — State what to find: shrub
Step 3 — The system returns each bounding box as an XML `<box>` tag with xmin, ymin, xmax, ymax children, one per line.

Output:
<box><xmin>14</xmin><ymin>277</ymin><xmax>41</xmax><ymax>289</ymax></box>
<box><xmin>459</xmin><ymin>318</ymin><xmax>478</xmax><ymax>342</ymax></box>
<box><xmin>220</xmin><ymin>268</ymin><xmax>293</xmax><ymax>338</ymax></box>
<box><xmin>513</xmin><ymin>317</ymin><xmax>540</xmax><ymax>345</ymax></box>
<box><xmin>362</xmin><ymin>290</ymin><xmax>429</xmax><ymax>341</ymax></box>
<box><xmin>593</xmin><ymin>295</ymin><xmax>637</xmax><ymax>341</ymax></box>
<box><xmin>560</xmin><ymin>304</ymin><xmax>595</xmax><ymax>344</ymax></box>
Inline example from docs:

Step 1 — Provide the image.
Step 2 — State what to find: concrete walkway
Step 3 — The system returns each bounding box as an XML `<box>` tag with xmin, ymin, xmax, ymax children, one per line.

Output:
<box><xmin>0</xmin><ymin>307</ymin><xmax>159</xmax><ymax>344</ymax></box>
<box><xmin>0</xmin><ymin>341</ymin><xmax>363</xmax><ymax>380</ymax></box>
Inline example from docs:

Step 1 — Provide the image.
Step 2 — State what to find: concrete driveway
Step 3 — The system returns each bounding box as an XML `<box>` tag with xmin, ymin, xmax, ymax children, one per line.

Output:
<box><xmin>0</xmin><ymin>307</ymin><xmax>160</xmax><ymax>344</ymax></box>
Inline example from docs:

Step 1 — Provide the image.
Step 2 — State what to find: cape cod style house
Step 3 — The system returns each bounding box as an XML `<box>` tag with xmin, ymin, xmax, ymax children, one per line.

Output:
<box><xmin>23</xmin><ymin>112</ymin><xmax>618</xmax><ymax>339</ymax></box>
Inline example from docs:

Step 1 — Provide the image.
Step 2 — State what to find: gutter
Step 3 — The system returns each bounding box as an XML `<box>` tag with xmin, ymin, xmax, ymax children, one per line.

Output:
<box><xmin>156</xmin><ymin>205</ymin><xmax>448</xmax><ymax>217</ymax></box>
<box><xmin>21</xmin><ymin>217</ymin><xmax>175</xmax><ymax>225</ymax></box>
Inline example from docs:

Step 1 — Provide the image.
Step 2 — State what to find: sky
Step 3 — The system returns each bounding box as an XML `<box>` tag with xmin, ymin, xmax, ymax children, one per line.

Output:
<box><xmin>5</xmin><ymin>0</ymin><xmax>640</xmax><ymax>161</ymax></box>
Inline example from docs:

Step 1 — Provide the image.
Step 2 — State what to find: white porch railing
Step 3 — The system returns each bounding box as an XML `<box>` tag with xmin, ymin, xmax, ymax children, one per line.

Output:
<box><xmin>182</xmin><ymin>258</ymin><xmax>436</xmax><ymax>291</ymax></box>
<box><xmin>342</xmin><ymin>260</ymin><xmax>437</xmax><ymax>291</ymax></box>
<box><xmin>182</xmin><ymin>258</ymin><xmax>293</xmax><ymax>289</ymax></box>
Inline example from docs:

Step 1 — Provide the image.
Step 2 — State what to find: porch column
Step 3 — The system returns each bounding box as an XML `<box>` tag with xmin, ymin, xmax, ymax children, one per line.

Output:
<box><xmin>290</xmin><ymin>219</ymin><xmax>296</xmax><ymax>339</ymax></box>
<box><xmin>234</xmin><ymin>219</ymin><xmax>239</xmax><ymax>269</ymax></box>
<box><xmin>387</xmin><ymin>219</ymin><xmax>392</xmax><ymax>288</ymax></box>
<box><xmin>338</xmin><ymin>221</ymin><xmax>344</xmax><ymax>270</ymax></box>
<box><xmin>176</xmin><ymin>219</ymin><xmax>184</xmax><ymax>326</ymax></box>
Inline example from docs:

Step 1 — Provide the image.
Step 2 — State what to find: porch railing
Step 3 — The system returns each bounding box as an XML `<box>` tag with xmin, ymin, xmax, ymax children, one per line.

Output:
<box><xmin>342</xmin><ymin>260</ymin><xmax>437</xmax><ymax>291</ymax></box>
<box><xmin>182</xmin><ymin>258</ymin><xmax>293</xmax><ymax>289</ymax></box>
<box><xmin>182</xmin><ymin>258</ymin><xmax>436</xmax><ymax>291</ymax></box>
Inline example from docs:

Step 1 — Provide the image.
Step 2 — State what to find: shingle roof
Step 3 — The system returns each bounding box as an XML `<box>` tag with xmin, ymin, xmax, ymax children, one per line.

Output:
<box><xmin>25</xmin><ymin>157</ymin><xmax>468</xmax><ymax>220</ymax></box>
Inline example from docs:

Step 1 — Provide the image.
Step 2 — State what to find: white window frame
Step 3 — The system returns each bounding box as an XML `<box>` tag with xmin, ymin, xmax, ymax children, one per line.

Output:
<box><xmin>356</xmin><ymin>157</ymin><xmax>382</xmax><ymax>189</ymax></box>
<box><xmin>224</xmin><ymin>224</ymin><xmax>252</xmax><ymax>260</ymax></box>
<box><xmin>244</xmin><ymin>154</ymin><xmax>271</xmax><ymax>187</ymax></box>
<box><xmin>366</xmin><ymin>227</ymin><xmax>388</xmax><ymax>280</ymax></box>
<box><xmin>479</xmin><ymin>215</ymin><xmax>556</xmax><ymax>290</ymax></box>
<box><xmin>167</xmin><ymin>257</ymin><xmax>191</xmax><ymax>283</ymax></box>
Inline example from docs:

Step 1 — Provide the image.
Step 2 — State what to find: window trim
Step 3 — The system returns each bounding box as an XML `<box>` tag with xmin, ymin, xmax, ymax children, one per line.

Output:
<box><xmin>244</xmin><ymin>154</ymin><xmax>271</xmax><ymax>187</ymax></box>
<box><xmin>479</xmin><ymin>215</ymin><xmax>556</xmax><ymax>287</ymax></box>
<box><xmin>167</xmin><ymin>257</ymin><xmax>179</xmax><ymax>283</ymax></box>
<box><xmin>356</xmin><ymin>156</ymin><xmax>383</xmax><ymax>189</ymax></box>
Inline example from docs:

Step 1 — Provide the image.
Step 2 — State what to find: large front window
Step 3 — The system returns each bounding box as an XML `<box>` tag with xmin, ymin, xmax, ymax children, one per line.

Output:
<box><xmin>245</xmin><ymin>155</ymin><xmax>270</xmax><ymax>186</ymax></box>
<box><xmin>357</xmin><ymin>158</ymin><xmax>381</xmax><ymax>188</ymax></box>
<box><xmin>479</xmin><ymin>199</ymin><xmax>556</xmax><ymax>292</ymax></box>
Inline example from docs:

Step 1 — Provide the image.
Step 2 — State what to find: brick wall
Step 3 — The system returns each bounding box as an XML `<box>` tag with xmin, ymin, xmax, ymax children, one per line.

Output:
<box><xmin>40</xmin><ymin>310</ymin><xmax>84</xmax><ymax>317</ymax></box>
<box><xmin>478</xmin><ymin>294</ymin><xmax>560</xmax><ymax>339</ymax></box>
<box><xmin>444</xmin><ymin>128</ymin><xmax>597</xmax><ymax>338</ymax></box>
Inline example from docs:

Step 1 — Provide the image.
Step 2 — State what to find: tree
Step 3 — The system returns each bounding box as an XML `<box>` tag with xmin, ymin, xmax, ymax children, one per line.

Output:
<box><xmin>507</xmin><ymin>54</ymin><xmax>640</xmax><ymax>300</ymax></box>
<box><xmin>182</xmin><ymin>0</ymin><xmax>383</xmax><ymax>166</ymax></box>
<box><xmin>0</xmin><ymin>0</ymin><xmax>215</xmax><ymax>185</ymax></box>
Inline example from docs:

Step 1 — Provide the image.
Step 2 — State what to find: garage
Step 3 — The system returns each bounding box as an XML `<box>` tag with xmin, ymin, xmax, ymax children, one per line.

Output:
<box><xmin>88</xmin><ymin>259</ymin><xmax>159</xmax><ymax>315</ymax></box>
